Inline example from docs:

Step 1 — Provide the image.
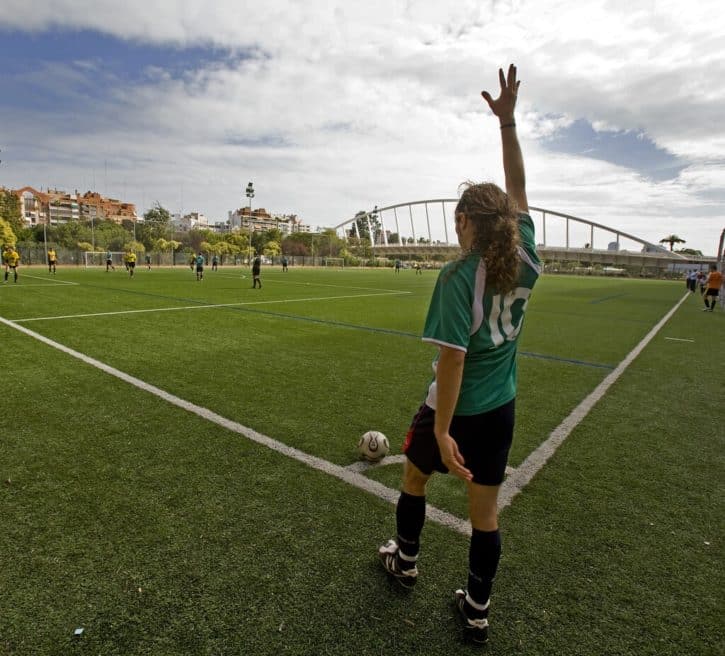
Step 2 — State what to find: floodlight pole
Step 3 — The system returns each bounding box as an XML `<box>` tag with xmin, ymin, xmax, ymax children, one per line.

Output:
<box><xmin>246</xmin><ymin>180</ymin><xmax>254</xmax><ymax>264</ymax></box>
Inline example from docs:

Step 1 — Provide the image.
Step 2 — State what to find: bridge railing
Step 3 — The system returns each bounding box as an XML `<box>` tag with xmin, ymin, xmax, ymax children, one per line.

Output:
<box><xmin>333</xmin><ymin>199</ymin><xmax>677</xmax><ymax>257</ymax></box>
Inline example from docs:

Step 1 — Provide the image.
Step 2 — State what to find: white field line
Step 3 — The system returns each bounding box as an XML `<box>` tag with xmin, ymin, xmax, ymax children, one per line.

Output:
<box><xmin>664</xmin><ymin>337</ymin><xmax>694</xmax><ymax>342</ymax></box>
<box><xmin>1</xmin><ymin>274</ymin><xmax>78</xmax><ymax>288</ymax></box>
<box><xmin>13</xmin><ymin>291</ymin><xmax>411</xmax><ymax>323</ymax></box>
<box><xmin>497</xmin><ymin>292</ymin><xmax>691</xmax><ymax>511</ymax></box>
<box><xmin>0</xmin><ymin>315</ymin><xmax>469</xmax><ymax>536</ymax></box>
<box><xmin>22</xmin><ymin>274</ymin><xmax>78</xmax><ymax>285</ymax></box>
<box><xmin>215</xmin><ymin>272</ymin><xmax>409</xmax><ymax>294</ymax></box>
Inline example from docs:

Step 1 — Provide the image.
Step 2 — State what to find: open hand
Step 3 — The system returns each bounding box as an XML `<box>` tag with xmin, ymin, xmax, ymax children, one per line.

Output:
<box><xmin>481</xmin><ymin>63</ymin><xmax>520</xmax><ymax>121</ymax></box>
<box><xmin>437</xmin><ymin>433</ymin><xmax>473</xmax><ymax>482</ymax></box>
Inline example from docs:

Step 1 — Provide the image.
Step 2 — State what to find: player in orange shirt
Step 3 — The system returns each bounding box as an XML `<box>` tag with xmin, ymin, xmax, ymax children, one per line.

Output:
<box><xmin>702</xmin><ymin>264</ymin><xmax>723</xmax><ymax>312</ymax></box>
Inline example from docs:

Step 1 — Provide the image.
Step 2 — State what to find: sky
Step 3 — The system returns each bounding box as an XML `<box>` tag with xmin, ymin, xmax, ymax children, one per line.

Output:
<box><xmin>1</xmin><ymin>0</ymin><xmax>724</xmax><ymax>255</ymax></box>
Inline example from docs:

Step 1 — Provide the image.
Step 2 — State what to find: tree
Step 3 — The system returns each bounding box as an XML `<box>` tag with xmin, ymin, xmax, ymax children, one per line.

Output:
<box><xmin>353</xmin><ymin>210</ymin><xmax>381</xmax><ymax>242</ymax></box>
<box><xmin>137</xmin><ymin>202</ymin><xmax>172</xmax><ymax>249</ymax></box>
<box><xmin>0</xmin><ymin>190</ymin><xmax>23</xmax><ymax>234</ymax></box>
<box><xmin>282</xmin><ymin>236</ymin><xmax>309</xmax><ymax>256</ymax></box>
<box><xmin>659</xmin><ymin>234</ymin><xmax>686</xmax><ymax>251</ymax></box>
<box><xmin>0</xmin><ymin>216</ymin><xmax>17</xmax><ymax>247</ymax></box>
<box><xmin>264</xmin><ymin>240</ymin><xmax>281</xmax><ymax>257</ymax></box>
<box><xmin>676</xmin><ymin>248</ymin><xmax>703</xmax><ymax>257</ymax></box>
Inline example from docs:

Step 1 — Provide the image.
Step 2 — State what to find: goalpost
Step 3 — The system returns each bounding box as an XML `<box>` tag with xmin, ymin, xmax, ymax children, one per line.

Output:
<box><xmin>323</xmin><ymin>257</ymin><xmax>345</xmax><ymax>268</ymax></box>
<box><xmin>83</xmin><ymin>251</ymin><xmax>126</xmax><ymax>268</ymax></box>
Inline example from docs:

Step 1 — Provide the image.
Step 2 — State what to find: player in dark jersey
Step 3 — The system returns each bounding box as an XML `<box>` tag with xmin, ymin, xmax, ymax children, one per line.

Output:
<box><xmin>252</xmin><ymin>255</ymin><xmax>262</xmax><ymax>289</ymax></box>
<box><xmin>195</xmin><ymin>253</ymin><xmax>205</xmax><ymax>281</ymax></box>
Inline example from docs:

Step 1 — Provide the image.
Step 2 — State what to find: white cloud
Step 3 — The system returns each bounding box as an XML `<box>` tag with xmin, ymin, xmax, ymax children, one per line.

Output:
<box><xmin>1</xmin><ymin>0</ymin><xmax>724</xmax><ymax>253</ymax></box>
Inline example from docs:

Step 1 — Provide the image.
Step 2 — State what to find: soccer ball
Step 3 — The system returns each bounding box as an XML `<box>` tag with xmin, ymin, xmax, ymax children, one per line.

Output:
<box><xmin>358</xmin><ymin>431</ymin><xmax>390</xmax><ymax>462</ymax></box>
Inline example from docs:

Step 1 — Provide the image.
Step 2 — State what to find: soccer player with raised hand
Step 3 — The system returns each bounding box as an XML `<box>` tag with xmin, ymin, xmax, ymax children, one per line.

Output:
<box><xmin>378</xmin><ymin>64</ymin><xmax>541</xmax><ymax>646</ymax></box>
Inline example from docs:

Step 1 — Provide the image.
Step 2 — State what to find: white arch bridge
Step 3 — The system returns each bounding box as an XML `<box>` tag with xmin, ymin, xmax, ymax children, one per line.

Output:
<box><xmin>332</xmin><ymin>200</ymin><xmax>715</xmax><ymax>267</ymax></box>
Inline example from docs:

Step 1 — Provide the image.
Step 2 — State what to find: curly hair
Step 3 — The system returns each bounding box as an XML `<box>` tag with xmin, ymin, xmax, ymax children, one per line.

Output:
<box><xmin>455</xmin><ymin>182</ymin><xmax>520</xmax><ymax>295</ymax></box>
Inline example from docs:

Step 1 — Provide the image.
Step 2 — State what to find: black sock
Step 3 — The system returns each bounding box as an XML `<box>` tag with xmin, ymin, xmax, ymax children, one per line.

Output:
<box><xmin>467</xmin><ymin>528</ymin><xmax>501</xmax><ymax>613</ymax></box>
<box><xmin>395</xmin><ymin>491</ymin><xmax>425</xmax><ymax>568</ymax></box>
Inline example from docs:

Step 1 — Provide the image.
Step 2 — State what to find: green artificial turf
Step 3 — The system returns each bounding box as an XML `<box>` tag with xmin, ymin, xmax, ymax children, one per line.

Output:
<box><xmin>1</xmin><ymin>266</ymin><xmax>722</xmax><ymax>655</ymax></box>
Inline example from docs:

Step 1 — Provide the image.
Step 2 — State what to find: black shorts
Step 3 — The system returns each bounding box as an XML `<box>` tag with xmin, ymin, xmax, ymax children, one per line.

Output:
<box><xmin>403</xmin><ymin>400</ymin><xmax>515</xmax><ymax>486</ymax></box>
<box><xmin>705</xmin><ymin>288</ymin><xmax>719</xmax><ymax>297</ymax></box>
<box><xmin>196</xmin><ymin>265</ymin><xmax>204</xmax><ymax>273</ymax></box>
<box><xmin>128</xmin><ymin>262</ymin><xmax>135</xmax><ymax>269</ymax></box>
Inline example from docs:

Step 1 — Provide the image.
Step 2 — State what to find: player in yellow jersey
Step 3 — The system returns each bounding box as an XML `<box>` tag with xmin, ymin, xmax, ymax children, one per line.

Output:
<box><xmin>124</xmin><ymin>250</ymin><xmax>137</xmax><ymax>277</ymax></box>
<box><xmin>47</xmin><ymin>248</ymin><xmax>58</xmax><ymax>274</ymax></box>
<box><xmin>3</xmin><ymin>245</ymin><xmax>20</xmax><ymax>283</ymax></box>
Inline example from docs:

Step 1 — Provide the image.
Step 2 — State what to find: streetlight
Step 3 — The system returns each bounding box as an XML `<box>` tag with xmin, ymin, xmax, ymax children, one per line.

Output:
<box><xmin>245</xmin><ymin>182</ymin><xmax>255</xmax><ymax>265</ymax></box>
<box><xmin>245</xmin><ymin>181</ymin><xmax>255</xmax><ymax>215</ymax></box>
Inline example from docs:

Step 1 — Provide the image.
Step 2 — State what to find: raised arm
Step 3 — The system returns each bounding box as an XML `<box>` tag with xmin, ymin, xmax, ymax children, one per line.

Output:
<box><xmin>481</xmin><ymin>64</ymin><xmax>528</xmax><ymax>212</ymax></box>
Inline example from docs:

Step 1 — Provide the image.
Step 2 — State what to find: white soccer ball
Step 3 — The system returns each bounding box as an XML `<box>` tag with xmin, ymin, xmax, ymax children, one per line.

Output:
<box><xmin>358</xmin><ymin>430</ymin><xmax>390</xmax><ymax>462</ymax></box>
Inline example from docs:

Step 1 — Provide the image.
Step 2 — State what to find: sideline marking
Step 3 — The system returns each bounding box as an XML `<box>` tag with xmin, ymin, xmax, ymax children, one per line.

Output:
<box><xmin>0</xmin><ymin>273</ymin><xmax>78</xmax><ymax>288</ymax></box>
<box><xmin>664</xmin><ymin>337</ymin><xmax>694</xmax><ymax>342</ymax></box>
<box><xmin>13</xmin><ymin>291</ymin><xmax>410</xmax><ymax>323</ymax></box>
<box><xmin>214</xmin><ymin>272</ymin><xmax>408</xmax><ymax>294</ymax></box>
<box><xmin>22</xmin><ymin>274</ymin><xmax>77</xmax><ymax>285</ymax></box>
<box><xmin>498</xmin><ymin>292</ymin><xmax>691</xmax><ymax>510</ymax></box>
<box><xmin>0</xmin><ymin>314</ymin><xmax>469</xmax><ymax>536</ymax></box>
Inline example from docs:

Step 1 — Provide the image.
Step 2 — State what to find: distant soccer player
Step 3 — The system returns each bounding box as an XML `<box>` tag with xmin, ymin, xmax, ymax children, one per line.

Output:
<box><xmin>124</xmin><ymin>250</ymin><xmax>136</xmax><ymax>277</ymax></box>
<box><xmin>195</xmin><ymin>252</ymin><xmax>205</xmax><ymax>281</ymax></box>
<box><xmin>252</xmin><ymin>255</ymin><xmax>262</xmax><ymax>288</ymax></box>
<box><xmin>47</xmin><ymin>248</ymin><xmax>57</xmax><ymax>274</ymax></box>
<box><xmin>189</xmin><ymin>253</ymin><xmax>196</xmax><ymax>271</ymax></box>
<box><xmin>3</xmin><ymin>244</ymin><xmax>20</xmax><ymax>283</ymax></box>
<box><xmin>702</xmin><ymin>264</ymin><xmax>723</xmax><ymax>312</ymax></box>
<box><xmin>281</xmin><ymin>255</ymin><xmax>288</xmax><ymax>272</ymax></box>
<box><xmin>212</xmin><ymin>254</ymin><xmax>219</xmax><ymax>271</ymax></box>
<box><xmin>378</xmin><ymin>64</ymin><xmax>540</xmax><ymax>646</ymax></box>
<box><xmin>145</xmin><ymin>254</ymin><xmax>152</xmax><ymax>270</ymax></box>
<box><xmin>395</xmin><ymin>259</ymin><xmax>401</xmax><ymax>273</ymax></box>
<box><xmin>105</xmin><ymin>250</ymin><xmax>115</xmax><ymax>272</ymax></box>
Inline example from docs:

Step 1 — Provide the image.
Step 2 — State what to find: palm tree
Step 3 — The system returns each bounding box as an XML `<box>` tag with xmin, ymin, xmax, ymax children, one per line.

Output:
<box><xmin>659</xmin><ymin>234</ymin><xmax>686</xmax><ymax>251</ymax></box>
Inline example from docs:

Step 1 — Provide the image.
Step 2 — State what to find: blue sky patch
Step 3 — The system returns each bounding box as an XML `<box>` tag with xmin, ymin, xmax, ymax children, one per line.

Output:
<box><xmin>544</xmin><ymin>118</ymin><xmax>686</xmax><ymax>182</ymax></box>
<box><xmin>0</xmin><ymin>28</ymin><xmax>247</xmax><ymax>114</ymax></box>
<box><xmin>0</xmin><ymin>29</ymin><xmax>240</xmax><ymax>80</ymax></box>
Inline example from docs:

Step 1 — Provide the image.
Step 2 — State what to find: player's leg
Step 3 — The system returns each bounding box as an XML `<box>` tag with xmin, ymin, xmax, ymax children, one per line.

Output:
<box><xmin>379</xmin><ymin>406</ymin><xmax>436</xmax><ymax>587</ymax></box>
<box><xmin>379</xmin><ymin>458</ymin><xmax>429</xmax><ymax>588</ymax></box>
<box><xmin>453</xmin><ymin>401</ymin><xmax>514</xmax><ymax>645</ymax></box>
<box><xmin>452</xmin><ymin>482</ymin><xmax>500</xmax><ymax>645</ymax></box>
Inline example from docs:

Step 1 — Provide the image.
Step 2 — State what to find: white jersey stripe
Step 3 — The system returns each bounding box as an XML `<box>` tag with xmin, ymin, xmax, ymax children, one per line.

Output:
<box><xmin>469</xmin><ymin>259</ymin><xmax>486</xmax><ymax>336</ymax></box>
<box><xmin>517</xmin><ymin>245</ymin><xmax>541</xmax><ymax>274</ymax></box>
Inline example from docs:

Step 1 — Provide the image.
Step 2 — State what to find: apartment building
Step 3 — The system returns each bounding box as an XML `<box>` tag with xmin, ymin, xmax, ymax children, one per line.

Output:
<box><xmin>12</xmin><ymin>187</ymin><xmax>138</xmax><ymax>226</ymax></box>
<box><xmin>227</xmin><ymin>206</ymin><xmax>311</xmax><ymax>234</ymax></box>
<box><xmin>171</xmin><ymin>212</ymin><xmax>210</xmax><ymax>232</ymax></box>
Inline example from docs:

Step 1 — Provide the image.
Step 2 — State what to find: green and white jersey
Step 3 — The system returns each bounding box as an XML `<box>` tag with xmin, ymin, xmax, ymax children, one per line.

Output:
<box><xmin>422</xmin><ymin>212</ymin><xmax>541</xmax><ymax>415</ymax></box>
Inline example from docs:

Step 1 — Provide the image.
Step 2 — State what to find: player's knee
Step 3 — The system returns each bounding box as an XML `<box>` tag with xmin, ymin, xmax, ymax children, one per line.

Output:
<box><xmin>402</xmin><ymin>461</ymin><xmax>429</xmax><ymax>496</ymax></box>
